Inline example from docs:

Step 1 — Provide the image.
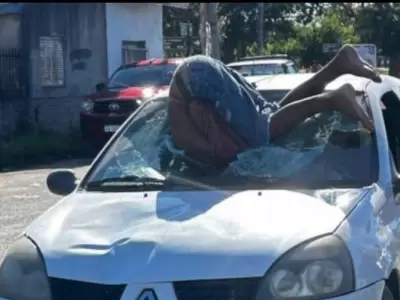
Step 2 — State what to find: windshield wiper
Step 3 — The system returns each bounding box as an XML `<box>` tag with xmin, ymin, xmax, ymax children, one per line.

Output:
<box><xmin>84</xmin><ymin>174</ymin><xmax>207</xmax><ymax>192</ymax></box>
<box><xmin>85</xmin><ymin>175</ymin><xmax>165</xmax><ymax>191</ymax></box>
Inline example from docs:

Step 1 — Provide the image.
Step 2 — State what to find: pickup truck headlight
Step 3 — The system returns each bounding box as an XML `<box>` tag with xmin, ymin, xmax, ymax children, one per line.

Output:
<box><xmin>255</xmin><ymin>235</ymin><xmax>354</xmax><ymax>300</ymax></box>
<box><xmin>81</xmin><ymin>99</ymin><xmax>94</xmax><ymax>113</ymax></box>
<box><xmin>142</xmin><ymin>87</ymin><xmax>154</xmax><ymax>99</ymax></box>
<box><xmin>0</xmin><ymin>237</ymin><xmax>51</xmax><ymax>300</ymax></box>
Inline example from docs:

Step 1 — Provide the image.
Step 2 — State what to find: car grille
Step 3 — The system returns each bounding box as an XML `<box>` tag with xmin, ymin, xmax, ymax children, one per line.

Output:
<box><xmin>173</xmin><ymin>277</ymin><xmax>262</xmax><ymax>300</ymax></box>
<box><xmin>49</xmin><ymin>277</ymin><xmax>126</xmax><ymax>300</ymax></box>
<box><xmin>93</xmin><ymin>99</ymin><xmax>140</xmax><ymax>114</ymax></box>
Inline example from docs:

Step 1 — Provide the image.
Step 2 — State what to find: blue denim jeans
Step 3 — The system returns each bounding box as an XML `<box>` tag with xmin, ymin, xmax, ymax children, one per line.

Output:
<box><xmin>174</xmin><ymin>55</ymin><xmax>279</xmax><ymax>147</ymax></box>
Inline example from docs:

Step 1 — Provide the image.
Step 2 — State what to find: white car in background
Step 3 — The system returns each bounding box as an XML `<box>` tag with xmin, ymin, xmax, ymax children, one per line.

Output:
<box><xmin>2</xmin><ymin>74</ymin><xmax>400</xmax><ymax>300</ymax></box>
<box><xmin>227</xmin><ymin>54</ymin><xmax>299</xmax><ymax>86</ymax></box>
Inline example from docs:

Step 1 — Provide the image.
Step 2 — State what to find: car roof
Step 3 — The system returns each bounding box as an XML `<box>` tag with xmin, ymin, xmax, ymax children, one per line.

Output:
<box><xmin>256</xmin><ymin>73</ymin><xmax>377</xmax><ymax>92</ymax></box>
<box><xmin>154</xmin><ymin>74</ymin><xmax>400</xmax><ymax>100</ymax></box>
<box><xmin>121</xmin><ymin>57</ymin><xmax>184</xmax><ymax>69</ymax></box>
<box><xmin>227</xmin><ymin>59</ymin><xmax>290</xmax><ymax>67</ymax></box>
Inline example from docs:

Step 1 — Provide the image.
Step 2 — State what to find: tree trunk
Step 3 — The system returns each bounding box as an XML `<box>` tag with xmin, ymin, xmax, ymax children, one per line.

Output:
<box><xmin>199</xmin><ymin>3</ymin><xmax>207</xmax><ymax>55</ymax></box>
<box><xmin>199</xmin><ymin>3</ymin><xmax>220</xmax><ymax>59</ymax></box>
<box><xmin>258</xmin><ymin>3</ymin><xmax>264</xmax><ymax>55</ymax></box>
<box><xmin>208</xmin><ymin>3</ymin><xmax>221</xmax><ymax>60</ymax></box>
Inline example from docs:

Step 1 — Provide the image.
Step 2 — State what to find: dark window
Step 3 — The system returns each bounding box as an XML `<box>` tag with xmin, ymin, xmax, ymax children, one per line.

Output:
<box><xmin>286</xmin><ymin>64</ymin><xmax>298</xmax><ymax>74</ymax></box>
<box><xmin>121</xmin><ymin>40</ymin><xmax>148</xmax><ymax>64</ymax></box>
<box><xmin>381</xmin><ymin>90</ymin><xmax>400</xmax><ymax>171</ymax></box>
<box><xmin>230</xmin><ymin>63</ymin><xmax>282</xmax><ymax>76</ymax></box>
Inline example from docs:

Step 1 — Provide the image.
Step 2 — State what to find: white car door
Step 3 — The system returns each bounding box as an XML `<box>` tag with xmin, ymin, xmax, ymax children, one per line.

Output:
<box><xmin>337</xmin><ymin>82</ymin><xmax>400</xmax><ymax>289</ymax></box>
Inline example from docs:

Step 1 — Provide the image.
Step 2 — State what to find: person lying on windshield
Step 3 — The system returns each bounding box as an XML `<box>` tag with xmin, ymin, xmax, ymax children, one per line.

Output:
<box><xmin>168</xmin><ymin>45</ymin><xmax>382</xmax><ymax>166</ymax></box>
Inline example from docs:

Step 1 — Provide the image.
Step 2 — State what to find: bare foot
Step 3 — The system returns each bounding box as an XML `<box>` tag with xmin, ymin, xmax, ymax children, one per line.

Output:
<box><xmin>330</xmin><ymin>44</ymin><xmax>382</xmax><ymax>83</ymax></box>
<box><xmin>332</xmin><ymin>83</ymin><xmax>374</xmax><ymax>131</ymax></box>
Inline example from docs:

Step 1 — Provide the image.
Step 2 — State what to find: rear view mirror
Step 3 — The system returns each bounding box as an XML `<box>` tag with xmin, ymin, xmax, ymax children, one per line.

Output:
<box><xmin>47</xmin><ymin>169</ymin><xmax>78</xmax><ymax>196</ymax></box>
<box><xmin>95</xmin><ymin>82</ymin><xmax>106</xmax><ymax>92</ymax></box>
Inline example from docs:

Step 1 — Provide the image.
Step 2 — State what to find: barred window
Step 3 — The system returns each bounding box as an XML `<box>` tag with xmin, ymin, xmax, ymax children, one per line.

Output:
<box><xmin>121</xmin><ymin>40</ymin><xmax>147</xmax><ymax>64</ymax></box>
<box><xmin>39</xmin><ymin>36</ymin><xmax>64</xmax><ymax>87</ymax></box>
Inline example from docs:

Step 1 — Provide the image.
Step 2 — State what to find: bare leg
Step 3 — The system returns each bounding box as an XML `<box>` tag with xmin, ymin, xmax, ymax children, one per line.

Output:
<box><xmin>270</xmin><ymin>84</ymin><xmax>373</xmax><ymax>141</ymax></box>
<box><xmin>279</xmin><ymin>45</ymin><xmax>382</xmax><ymax>107</ymax></box>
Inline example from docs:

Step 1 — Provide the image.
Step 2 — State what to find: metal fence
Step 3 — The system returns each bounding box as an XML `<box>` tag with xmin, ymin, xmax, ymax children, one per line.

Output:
<box><xmin>0</xmin><ymin>48</ymin><xmax>28</xmax><ymax>100</ymax></box>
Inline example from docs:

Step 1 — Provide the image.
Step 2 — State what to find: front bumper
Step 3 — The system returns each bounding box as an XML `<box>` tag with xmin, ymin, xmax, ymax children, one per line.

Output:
<box><xmin>79</xmin><ymin>112</ymin><xmax>129</xmax><ymax>145</ymax></box>
<box><xmin>330</xmin><ymin>281</ymin><xmax>385</xmax><ymax>300</ymax></box>
<box><xmin>0</xmin><ymin>280</ymin><xmax>386</xmax><ymax>300</ymax></box>
<box><xmin>121</xmin><ymin>280</ymin><xmax>386</xmax><ymax>300</ymax></box>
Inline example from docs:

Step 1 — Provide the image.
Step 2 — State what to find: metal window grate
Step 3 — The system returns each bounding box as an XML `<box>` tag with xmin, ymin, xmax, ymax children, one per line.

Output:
<box><xmin>121</xmin><ymin>40</ymin><xmax>148</xmax><ymax>64</ymax></box>
<box><xmin>49</xmin><ymin>277</ymin><xmax>126</xmax><ymax>300</ymax></box>
<box><xmin>0</xmin><ymin>47</ymin><xmax>27</xmax><ymax>99</ymax></box>
<box><xmin>39</xmin><ymin>36</ymin><xmax>65</xmax><ymax>87</ymax></box>
<box><xmin>173</xmin><ymin>278</ymin><xmax>262</xmax><ymax>300</ymax></box>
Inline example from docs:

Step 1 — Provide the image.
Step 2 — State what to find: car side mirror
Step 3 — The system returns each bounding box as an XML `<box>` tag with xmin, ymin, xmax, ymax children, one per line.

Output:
<box><xmin>47</xmin><ymin>169</ymin><xmax>78</xmax><ymax>196</ymax></box>
<box><xmin>95</xmin><ymin>82</ymin><xmax>106</xmax><ymax>92</ymax></box>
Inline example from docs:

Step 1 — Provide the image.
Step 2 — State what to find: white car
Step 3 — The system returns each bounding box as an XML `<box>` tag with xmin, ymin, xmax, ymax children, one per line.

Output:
<box><xmin>1</xmin><ymin>74</ymin><xmax>400</xmax><ymax>300</ymax></box>
<box><xmin>227</xmin><ymin>55</ymin><xmax>299</xmax><ymax>86</ymax></box>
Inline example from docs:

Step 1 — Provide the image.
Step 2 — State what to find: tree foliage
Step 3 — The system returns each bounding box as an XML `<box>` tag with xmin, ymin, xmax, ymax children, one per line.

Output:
<box><xmin>217</xmin><ymin>3</ymin><xmax>328</xmax><ymax>62</ymax></box>
<box><xmin>163</xmin><ymin>3</ymin><xmax>400</xmax><ymax>70</ymax></box>
<box><xmin>265</xmin><ymin>10</ymin><xmax>359</xmax><ymax>66</ymax></box>
<box><xmin>356</xmin><ymin>3</ymin><xmax>400</xmax><ymax>58</ymax></box>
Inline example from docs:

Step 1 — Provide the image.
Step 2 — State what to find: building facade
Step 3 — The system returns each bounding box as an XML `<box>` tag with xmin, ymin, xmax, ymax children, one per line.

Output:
<box><xmin>0</xmin><ymin>3</ymin><xmax>175</xmax><ymax>135</ymax></box>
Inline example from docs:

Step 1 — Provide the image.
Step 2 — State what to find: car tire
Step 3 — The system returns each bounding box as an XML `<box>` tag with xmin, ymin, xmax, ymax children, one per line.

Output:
<box><xmin>382</xmin><ymin>284</ymin><xmax>395</xmax><ymax>300</ymax></box>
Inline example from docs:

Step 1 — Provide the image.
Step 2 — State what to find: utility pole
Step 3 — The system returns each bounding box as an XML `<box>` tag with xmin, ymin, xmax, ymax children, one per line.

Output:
<box><xmin>258</xmin><ymin>2</ymin><xmax>265</xmax><ymax>55</ymax></box>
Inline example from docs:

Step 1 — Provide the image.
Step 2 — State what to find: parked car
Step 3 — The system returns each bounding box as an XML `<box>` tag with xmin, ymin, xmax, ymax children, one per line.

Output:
<box><xmin>227</xmin><ymin>54</ymin><xmax>299</xmax><ymax>86</ymax></box>
<box><xmin>2</xmin><ymin>74</ymin><xmax>400</xmax><ymax>300</ymax></box>
<box><xmin>80</xmin><ymin>57</ymin><xmax>184</xmax><ymax>146</ymax></box>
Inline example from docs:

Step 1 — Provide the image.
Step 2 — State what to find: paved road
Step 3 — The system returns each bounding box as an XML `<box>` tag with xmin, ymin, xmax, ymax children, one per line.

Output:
<box><xmin>0</xmin><ymin>160</ymin><xmax>90</xmax><ymax>259</ymax></box>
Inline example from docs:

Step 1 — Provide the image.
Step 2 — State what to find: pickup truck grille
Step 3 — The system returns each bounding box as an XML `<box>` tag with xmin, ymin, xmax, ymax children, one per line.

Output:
<box><xmin>49</xmin><ymin>277</ymin><xmax>126</xmax><ymax>300</ymax></box>
<box><xmin>93</xmin><ymin>99</ymin><xmax>140</xmax><ymax>114</ymax></box>
<box><xmin>173</xmin><ymin>277</ymin><xmax>262</xmax><ymax>300</ymax></box>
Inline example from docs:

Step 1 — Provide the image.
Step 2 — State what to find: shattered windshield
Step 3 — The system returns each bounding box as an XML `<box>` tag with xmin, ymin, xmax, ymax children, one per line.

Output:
<box><xmin>84</xmin><ymin>95</ymin><xmax>378</xmax><ymax>191</ymax></box>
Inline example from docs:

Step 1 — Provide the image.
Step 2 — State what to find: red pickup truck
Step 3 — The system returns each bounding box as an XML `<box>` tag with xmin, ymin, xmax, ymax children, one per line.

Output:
<box><xmin>80</xmin><ymin>58</ymin><xmax>184</xmax><ymax>146</ymax></box>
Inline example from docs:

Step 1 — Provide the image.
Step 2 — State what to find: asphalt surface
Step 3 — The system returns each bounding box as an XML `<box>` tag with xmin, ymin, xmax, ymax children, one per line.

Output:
<box><xmin>0</xmin><ymin>159</ymin><xmax>91</xmax><ymax>259</ymax></box>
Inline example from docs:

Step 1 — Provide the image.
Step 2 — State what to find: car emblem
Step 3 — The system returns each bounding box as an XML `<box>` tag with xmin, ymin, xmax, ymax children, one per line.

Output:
<box><xmin>136</xmin><ymin>289</ymin><xmax>158</xmax><ymax>300</ymax></box>
<box><xmin>108</xmin><ymin>103</ymin><xmax>120</xmax><ymax>111</ymax></box>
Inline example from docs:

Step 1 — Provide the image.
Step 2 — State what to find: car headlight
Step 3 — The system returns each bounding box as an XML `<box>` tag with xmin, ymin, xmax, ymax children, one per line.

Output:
<box><xmin>81</xmin><ymin>99</ymin><xmax>94</xmax><ymax>113</ymax></box>
<box><xmin>255</xmin><ymin>235</ymin><xmax>354</xmax><ymax>300</ymax></box>
<box><xmin>0</xmin><ymin>237</ymin><xmax>52</xmax><ymax>300</ymax></box>
<box><xmin>142</xmin><ymin>87</ymin><xmax>154</xmax><ymax>99</ymax></box>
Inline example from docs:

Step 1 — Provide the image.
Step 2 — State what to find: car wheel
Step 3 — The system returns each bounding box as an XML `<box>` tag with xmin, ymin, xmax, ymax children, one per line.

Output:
<box><xmin>382</xmin><ymin>284</ymin><xmax>395</xmax><ymax>300</ymax></box>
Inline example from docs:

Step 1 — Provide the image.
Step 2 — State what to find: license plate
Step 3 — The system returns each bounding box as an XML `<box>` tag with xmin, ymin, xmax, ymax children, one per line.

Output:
<box><xmin>104</xmin><ymin>125</ymin><xmax>120</xmax><ymax>133</ymax></box>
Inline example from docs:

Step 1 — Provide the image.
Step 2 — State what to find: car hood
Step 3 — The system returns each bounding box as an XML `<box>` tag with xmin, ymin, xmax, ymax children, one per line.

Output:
<box><xmin>25</xmin><ymin>189</ymin><xmax>365</xmax><ymax>284</ymax></box>
<box><xmin>88</xmin><ymin>85</ymin><xmax>169</xmax><ymax>100</ymax></box>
